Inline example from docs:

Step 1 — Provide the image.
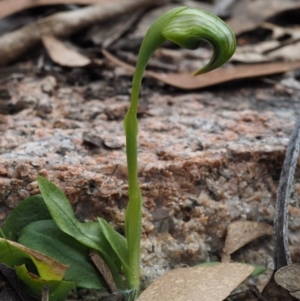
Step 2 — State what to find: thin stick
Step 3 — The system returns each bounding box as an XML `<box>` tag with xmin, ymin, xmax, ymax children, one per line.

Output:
<box><xmin>41</xmin><ymin>285</ymin><xmax>49</xmax><ymax>301</ymax></box>
<box><xmin>89</xmin><ymin>249</ymin><xmax>117</xmax><ymax>294</ymax></box>
<box><xmin>274</xmin><ymin>116</ymin><xmax>300</xmax><ymax>269</ymax></box>
<box><xmin>0</xmin><ymin>0</ymin><xmax>132</xmax><ymax>19</ymax></box>
<box><xmin>249</xmin><ymin>286</ymin><xmax>269</xmax><ymax>301</ymax></box>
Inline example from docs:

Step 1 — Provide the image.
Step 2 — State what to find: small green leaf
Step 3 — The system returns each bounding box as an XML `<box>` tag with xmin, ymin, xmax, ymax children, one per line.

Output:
<box><xmin>249</xmin><ymin>265</ymin><xmax>266</xmax><ymax>277</ymax></box>
<box><xmin>15</xmin><ymin>264</ymin><xmax>75</xmax><ymax>301</ymax></box>
<box><xmin>37</xmin><ymin>176</ymin><xmax>125</xmax><ymax>289</ymax></box>
<box><xmin>19</xmin><ymin>220</ymin><xmax>106</xmax><ymax>289</ymax></box>
<box><xmin>0</xmin><ymin>238</ymin><xmax>67</xmax><ymax>280</ymax></box>
<box><xmin>98</xmin><ymin>218</ymin><xmax>130</xmax><ymax>276</ymax></box>
<box><xmin>0</xmin><ymin>195</ymin><xmax>51</xmax><ymax>241</ymax></box>
<box><xmin>38</xmin><ymin>176</ymin><xmax>107</xmax><ymax>253</ymax></box>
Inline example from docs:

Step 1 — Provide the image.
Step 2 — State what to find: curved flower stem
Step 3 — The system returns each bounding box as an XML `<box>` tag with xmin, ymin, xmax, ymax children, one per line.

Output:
<box><xmin>123</xmin><ymin>6</ymin><xmax>236</xmax><ymax>294</ymax></box>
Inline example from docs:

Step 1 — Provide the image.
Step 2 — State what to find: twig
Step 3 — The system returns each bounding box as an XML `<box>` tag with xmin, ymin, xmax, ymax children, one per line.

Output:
<box><xmin>249</xmin><ymin>286</ymin><xmax>269</xmax><ymax>301</ymax></box>
<box><xmin>89</xmin><ymin>249</ymin><xmax>117</xmax><ymax>294</ymax></box>
<box><xmin>274</xmin><ymin>116</ymin><xmax>300</xmax><ymax>270</ymax></box>
<box><xmin>0</xmin><ymin>0</ymin><xmax>116</xmax><ymax>19</ymax></box>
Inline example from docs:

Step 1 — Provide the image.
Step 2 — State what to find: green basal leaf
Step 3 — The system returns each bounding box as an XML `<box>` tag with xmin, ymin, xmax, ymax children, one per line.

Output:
<box><xmin>15</xmin><ymin>264</ymin><xmax>75</xmax><ymax>301</ymax></box>
<box><xmin>0</xmin><ymin>195</ymin><xmax>51</xmax><ymax>241</ymax></box>
<box><xmin>37</xmin><ymin>176</ymin><xmax>106</xmax><ymax>253</ymax></box>
<box><xmin>37</xmin><ymin>175</ymin><xmax>125</xmax><ymax>289</ymax></box>
<box><xmin>98</xmin><ymin>218</ymin><xmax>130</xmax><ymax>277</ymax></box>
<box><xmin>19</xmin><ymin>219</ymin><xmax>106</xmax><ymax>289</ymax></box>
<box><xmin>0</xmin><ymin>238</ymin><xmax>67</xmax><ymax>280</ymax></box>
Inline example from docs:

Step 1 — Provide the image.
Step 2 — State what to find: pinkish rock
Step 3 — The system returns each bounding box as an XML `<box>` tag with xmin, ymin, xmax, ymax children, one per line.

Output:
<box><xmin>0</xmin><ymin>74</ymin><xmax>299</xmax><ymax>288</ymax></box>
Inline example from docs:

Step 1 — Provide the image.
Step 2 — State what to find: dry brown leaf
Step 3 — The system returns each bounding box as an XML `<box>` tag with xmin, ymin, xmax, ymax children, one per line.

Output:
<box><xmin>222</xmin><ymin>221</ymin><xmax>273</xmax><ymax>262</ymax></box>
<box><xmin>269</xmin><ymin>42</ymin><xmax>300</xmax><ymax>62</ymax></box>
<box><xmin>87</xmin><ymin>9</ymin><xmax>144</xmax><ymax>48</ymax></box>
<box><xmin>234</xmin><ymin>41</ymin><xmax>300</xmax><ymax>64</ymax></box>
<box><xmin>261</xmin><ymin>23</ymin><xmax>300</xmax><ymax>43</ymax></box>
<box><xmin>227</xmin><ymin>0</ymin><xmax>300</xmax><ymax>35</ymax></box>
<box><xmin>0</xmin><ymin>0</ymin><xmax>163</xmax><ymax>66</ymax></box>
<box><xmin>42</xmin><ymin>36</ymin><xmax>91</xmax><ymax>67</ymax></box>
<box><xmin>275</xmin><ymin>264</ymin><xmax>300</xmax><ymax>299</ymax></box>
<box><xmin>102</xmin><ymin>49</ymin><xmax>300</xmax><ymax>90</ymax></box>
<box><xmin>0</xmin><ymin>238</ymin><xmax>67</xmax><ymax>280</ymax></box>
<box><xmin>233</xmin><ymin>41</ymin><xmax>279</xmax><ymax>63</ymax></box>
<box><xmin>137</xmin><ymin>263</ymin><xmax>254</xmax><ymax>301</ymax></box>
<box><xmin>0</xmin><ymin>0</ymin><xmax>131</xmax><ymax>19</ymax></box>
<box><xmin>234</xmin><ymin>24</ymin><xmax>300</xmax><ymax>63</ymax></box>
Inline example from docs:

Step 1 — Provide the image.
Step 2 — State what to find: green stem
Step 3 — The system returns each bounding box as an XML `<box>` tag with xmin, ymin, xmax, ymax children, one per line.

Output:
<box><xmin>123</xmin><ymin>8</ymin><xmax>184</xmax><ymax>292</ymax></box>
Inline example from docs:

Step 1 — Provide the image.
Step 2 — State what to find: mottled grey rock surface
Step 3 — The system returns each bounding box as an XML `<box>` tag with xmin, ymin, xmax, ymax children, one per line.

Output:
<box><xmin>1</xmin><ymin>74</ymin><xmax>300</xmax><ymax>287</ymax></box>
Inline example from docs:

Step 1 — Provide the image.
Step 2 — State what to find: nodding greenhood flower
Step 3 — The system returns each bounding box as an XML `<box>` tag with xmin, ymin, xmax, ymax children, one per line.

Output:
<box><xmin>161</xmin><ymin>7</ymin><xmax>236</xmax><ymax>75</ymax></box>
<box><xmin>131</xmin><ymin>6</ymin><xmax>236</xmax><ymax>93</ymax></box>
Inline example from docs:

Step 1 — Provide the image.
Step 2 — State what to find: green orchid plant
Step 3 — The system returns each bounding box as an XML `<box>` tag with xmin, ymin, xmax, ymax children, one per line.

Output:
<box><xmin>0</xmin><ymin>6</ymin><xmax>236</xmax><ymax>301</ymax></box>
<box><xmin>124</xmin><ymin>6</ymin><xmax>235</xmax><ymax>294</ymax></box>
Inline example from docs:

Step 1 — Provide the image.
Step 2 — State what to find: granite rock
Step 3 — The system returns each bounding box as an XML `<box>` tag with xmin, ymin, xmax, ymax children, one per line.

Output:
<box><xmin>1</xmin><ymin>75</ymin><xmax>300</xmax><ymax>287</ymax></box>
